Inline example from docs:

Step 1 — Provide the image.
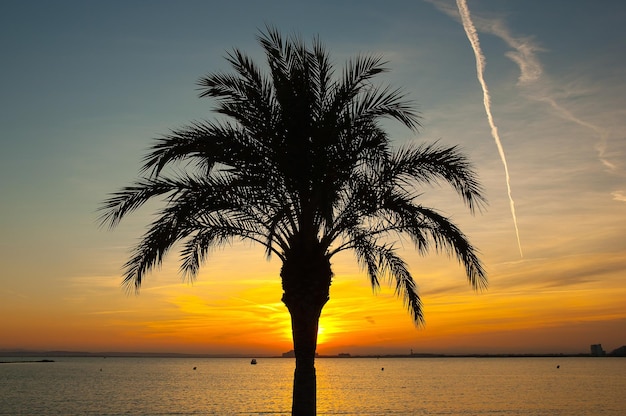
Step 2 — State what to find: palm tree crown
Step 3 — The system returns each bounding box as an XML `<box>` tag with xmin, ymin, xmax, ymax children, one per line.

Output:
<box><xmin>100</xmin><ymin>27</ymin><xmax>487</xmax><ymax>415</ymax></box>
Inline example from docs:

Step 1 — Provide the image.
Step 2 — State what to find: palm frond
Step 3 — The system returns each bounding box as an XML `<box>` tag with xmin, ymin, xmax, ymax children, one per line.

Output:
<box><xmin>374</xmin><ymin>244</ymin><xmax>424</xmax><ymax>326</ymax></box>
<box><xmin>347</xmin><ymin>232</ymin><xmax>423</xmax><ymax>325</ymax></box>
<box><xmin>122</xmin><ymin>211</ymin><xmax>192</xmax><ymax>293</ymax></box>
<box><xmin>141</xmin><ymin>121</ymin><xmax>225</xmax><ymax>177</ymax></box>
<box><xmin>390</xmin><ymin>142</ymin><xmax>487</xmax><ymax>213</ymax></box>
<box><xmin>98</xmin><ymin>178</ymin><xmax>178</xmax><ymax>229</ymax></box>
<box><xmin>349</xmin><ymin>232</ymin><xmax>381</xmax><ymax>290</ymax></box>
<box><xmin>352</xmin><ymin>84</ymin><xmax>421</xmax><ymax>131</ymax></box>
<box><xmin>179</xmin><ymin>227</ymin><xmax>239</xmax><ymax>281</ymax></box>
<box><xmin>419</xmin><ymin>209</ymin><xmax>487</xmax><ymax>290</ymax></box>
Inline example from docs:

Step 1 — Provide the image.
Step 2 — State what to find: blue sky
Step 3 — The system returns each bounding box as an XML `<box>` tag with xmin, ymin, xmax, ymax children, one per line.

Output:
<box><xmin>1</xmin><ymin>0</ymin><xmax>625</xmax><ymax>355</ymax></box>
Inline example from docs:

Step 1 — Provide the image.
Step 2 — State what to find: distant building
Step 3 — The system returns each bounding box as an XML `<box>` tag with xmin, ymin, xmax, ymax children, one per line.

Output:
<box><xmin>590</xmin><ymin>344</ymin><xmax>606</xmax><ymax>357</ymax></box>
<box><xmin>338</xmin><ymin>353</ymin><xmax>351</xmax><ymax>358</ymax></box>
<box><xmin>609</xmin><ymin>345</ymin><xmax>626</xmax><ymax>357</ymax></box>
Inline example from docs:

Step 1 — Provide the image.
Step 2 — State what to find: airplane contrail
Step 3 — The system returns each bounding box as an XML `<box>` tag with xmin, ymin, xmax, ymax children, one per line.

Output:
<box><xmin>475</xmin><ymin>12</ymin><xmax>620</xmax><ymax>188</ymax></box>
<box><xmin>489</xmin><ymin>22</ymin><xmax>616</xmax><ymax>172</ymax></box>
<box><xmin>456</xmin><ymin>0</ymin><xmax>523</xmax><ymax>258</ymax></box>
<box><xmin>430</xmin><ymin>0</ymin><xmax>621</xmax><ymax>204</ymax></box>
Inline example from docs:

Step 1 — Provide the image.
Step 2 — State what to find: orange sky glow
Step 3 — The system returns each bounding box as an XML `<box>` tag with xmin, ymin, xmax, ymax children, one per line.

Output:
<box><xmin>2</xmin><ymin>1</ymin><xmax>625</xmax><ymax>357</ymax></box>
<box><xmin>3</xmin><ymin>240</ymin><xmax>625</xmax><ymax>356</ymax></box>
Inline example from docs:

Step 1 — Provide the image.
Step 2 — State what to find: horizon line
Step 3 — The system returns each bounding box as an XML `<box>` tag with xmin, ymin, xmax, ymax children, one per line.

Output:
<box><xmin>1</xmin><ymin>348</ymin><xmax>618</xmax><ymax>358</ymax></box>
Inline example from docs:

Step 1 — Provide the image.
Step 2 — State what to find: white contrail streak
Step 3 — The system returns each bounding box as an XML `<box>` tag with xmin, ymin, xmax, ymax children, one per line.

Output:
<box><xmin>456</xmin><ymin>0</ymin><xmax>523</xmax><ymax>258</ymax></box>
<box><xmin>431</xmin><ymin>0</ymin><xmax>621</xmax><ymax>203</ymax></box>
<box><xmin>491</xmin><ymin>22</ymin><xmax>615</xmax><ymax>172</ymax></box>
<box><xmin>478</xmin><ymin>14</ymin><xmax>619</xmax><ymax>182</ymax></box>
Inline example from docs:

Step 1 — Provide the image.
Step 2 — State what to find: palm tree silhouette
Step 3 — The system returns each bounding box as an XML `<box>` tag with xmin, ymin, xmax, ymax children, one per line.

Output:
<box><xmin>100</xmin><ymin>28</ymin><xmax>487</xmax><ymax>416</ymax></box>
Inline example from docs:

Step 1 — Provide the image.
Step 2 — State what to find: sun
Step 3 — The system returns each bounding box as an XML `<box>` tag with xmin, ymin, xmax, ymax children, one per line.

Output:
<box><xmin>317</xmin><ymin>323</ymin><xmax>338</xmax><ymax>346</ymax></box>
<box><xmin>277</xmin><ymin>318</ymin><xmax>336</xmax><ymax>349</ymax></box>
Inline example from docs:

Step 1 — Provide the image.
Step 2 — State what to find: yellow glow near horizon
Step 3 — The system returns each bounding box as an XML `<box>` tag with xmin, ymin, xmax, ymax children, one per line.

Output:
<box><xmin>316</xmin><ymin>323</ymin><xmax>330</xmax><ymax>346</ymax></box>
<box><xmin>3</xmin><ymin>231</ymin><xmax>625</xmax><ymax>355</ymax></box>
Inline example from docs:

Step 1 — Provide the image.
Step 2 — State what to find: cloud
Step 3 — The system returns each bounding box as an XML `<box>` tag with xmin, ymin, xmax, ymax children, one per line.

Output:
<box><xmin>479</xmin><ymin>20</ymin><xmax>544</xmax><ymax>85</ymax></box>
<box><xmin>611</xmin><ymin>190</ymin><xmax>626</xmax><ymax>202</ymax></box>
<box><xmin>86</xmin><ymin>310</ymin><xmax>139</xmax><ymax>315</ymax></box>
<box><xmin>470</xmin><ymin>7</ymin><xmax>620</xmax><ymax>182</ymax></box>
<box><xmin>427</xmin><ymin>0</ymin><xmax>543</xmax><ymax>85</ymax></box>
<box><xmin>494</xmin><ymin>252</ymin><xmax>626</xmax><ymax>292</ymax></box>
<box><xmin>430</xmin><ymin>0</ymin><xmax>624</xmax><ymax>205</ymax></box>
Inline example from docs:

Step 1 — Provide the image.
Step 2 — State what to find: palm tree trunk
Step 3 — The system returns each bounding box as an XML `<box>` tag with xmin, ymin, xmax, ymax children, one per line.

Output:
<box><xmin>289</xmin><ymin>302</ymin><xmax>322</xmax><ymax>415</ymax></box>
<box><xmin>281</xmin><ymin>237</ymin><xmax>332</xmax><ymax>416</ymax></box>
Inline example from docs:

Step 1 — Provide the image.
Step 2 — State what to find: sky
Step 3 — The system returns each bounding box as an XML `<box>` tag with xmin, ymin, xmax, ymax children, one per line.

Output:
<box><xmin>1</xmin><ymin>0</ymin><xmax>625</xmax><ymax>356</ymax></box>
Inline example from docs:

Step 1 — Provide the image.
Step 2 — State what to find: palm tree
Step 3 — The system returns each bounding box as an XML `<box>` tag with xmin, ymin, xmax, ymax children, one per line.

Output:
<box><xmin>100</xmin><ymin>28</ymin><xmax>487</xmax><ymax>416</ymax></box>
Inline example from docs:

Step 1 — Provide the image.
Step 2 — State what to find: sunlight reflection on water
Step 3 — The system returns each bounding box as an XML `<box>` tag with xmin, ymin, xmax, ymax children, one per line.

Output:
<box><xmin>1</xmin><ymin>357</ymin><xmax>624</xmax><ymax>415</ymax></box>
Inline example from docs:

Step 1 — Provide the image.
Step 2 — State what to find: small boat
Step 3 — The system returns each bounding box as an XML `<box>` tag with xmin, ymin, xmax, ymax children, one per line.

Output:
<box><xmin>250</xmin><ymin>359</ymin><xmax>257</xmax><ymax>365</ymax></box>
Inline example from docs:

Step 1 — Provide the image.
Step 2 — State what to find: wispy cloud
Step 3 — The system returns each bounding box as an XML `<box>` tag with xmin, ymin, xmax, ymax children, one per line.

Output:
<box><xmin>611</xmin><ymin>190</ymin><xmax>626</xmax><ymax>202</ymax></box>
<box><xmin>537</xmin><ymin>96</ymin><xmax>615</xmax><ymax>171</ymax></box>
<box><xmin>455</xmin><ymin>0</ymin><xmax>523</xmax><ymax>257</ymax></box>
<box><xmin>443</xmin><ymin>0</ymin><xmax>623</xmax><ymax>203</ymax></box>
<box><xmin>86</xmin><ymin>310</ymin><xmax>139</xmax><ymax>315</ymax></box>
<box><xmin>482</xmin><ymin>18</ymin><xmax>617</xmax><ymax>175</ymax></box>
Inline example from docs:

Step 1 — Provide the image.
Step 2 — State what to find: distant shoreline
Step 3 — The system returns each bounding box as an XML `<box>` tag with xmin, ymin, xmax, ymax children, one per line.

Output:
<box><xmin>0</xmin><ymin>350</ymin><xmax>612</xmax><ymax>359</ymax></box>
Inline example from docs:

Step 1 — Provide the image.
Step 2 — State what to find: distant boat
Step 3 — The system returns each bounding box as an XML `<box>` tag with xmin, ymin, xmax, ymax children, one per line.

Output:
<box><xmin>250</xmin><ymin>359</ymin><xmax>257</xmax><ymax>365</ymax></box>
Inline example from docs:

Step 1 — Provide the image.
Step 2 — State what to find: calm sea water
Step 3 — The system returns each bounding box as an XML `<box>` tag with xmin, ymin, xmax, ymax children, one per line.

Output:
<box><xmin>1</xmin><ymin>356</ymin><xmax>624</xmax><ymax>415</ymax></box>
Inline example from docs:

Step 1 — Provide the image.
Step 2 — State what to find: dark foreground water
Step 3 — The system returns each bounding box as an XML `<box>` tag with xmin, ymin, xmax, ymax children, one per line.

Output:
<box><xmin>1</xmin><ymin>356</ymin><xmax>624</xmax><ymax>415</ymax></box>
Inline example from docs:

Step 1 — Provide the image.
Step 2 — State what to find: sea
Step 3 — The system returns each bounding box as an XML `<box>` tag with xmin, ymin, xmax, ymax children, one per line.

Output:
<box><xmin>1</xmin><ymin>356</ymin><xmax>624</xmax><ymax>415</ymax></box>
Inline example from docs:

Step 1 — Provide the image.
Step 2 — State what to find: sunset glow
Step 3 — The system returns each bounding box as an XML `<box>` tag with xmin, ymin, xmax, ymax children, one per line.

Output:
<box><xmin>1</xmin><ymin>0</ymin><xmax>625</xmax><ymax>357</ymax></box>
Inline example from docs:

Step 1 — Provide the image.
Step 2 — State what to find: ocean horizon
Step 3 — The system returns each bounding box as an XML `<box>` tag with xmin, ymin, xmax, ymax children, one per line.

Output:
<box><xmin>1</xmin><ymin>347</ymin><xmax>616</xmax><ymax>359</ymax></box>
